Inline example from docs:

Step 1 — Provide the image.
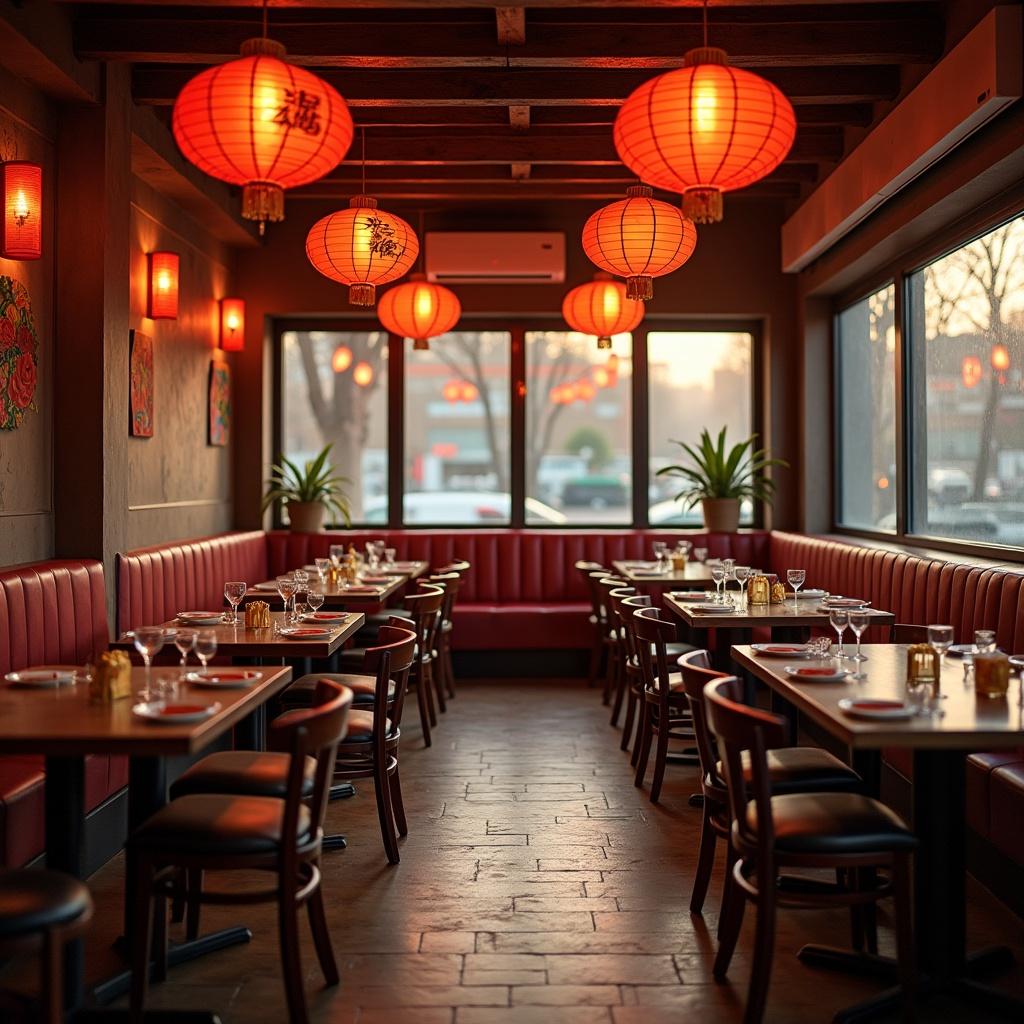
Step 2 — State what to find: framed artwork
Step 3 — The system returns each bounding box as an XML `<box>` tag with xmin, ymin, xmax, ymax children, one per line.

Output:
<box><xmin>128</xmin><ymin>329</ymin><xmax>154</xmax><ymax>437</ymax></box>
<box><xmin>208</xmin><ymin>356</ymin><xmax>231</xmax><ymax>446</ymax></box>
<box><xmin>0</xmin><ymin>276</ymin><xmax>39</xmax><ymax>432</ymax></box>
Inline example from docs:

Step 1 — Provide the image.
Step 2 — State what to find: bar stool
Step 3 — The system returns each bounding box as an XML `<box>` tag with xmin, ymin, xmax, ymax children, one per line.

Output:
<box><xmin>0</xmin><ymin>869</ymin><xmax>92</xmax><ymax>1024</ymax></box>
<box><xmin>704</xmin><ymin>676</ymin><xmax>916</xmax><ymax>1024</ymax></box>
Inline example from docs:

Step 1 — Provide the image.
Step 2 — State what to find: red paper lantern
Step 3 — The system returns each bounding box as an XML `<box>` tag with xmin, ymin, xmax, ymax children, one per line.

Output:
<box><xmin>614</xmin><ymin>47</ymin><xmax>796</xmax><ymax>223</ymax></box>
<box><xmin>378</xmin><ymin>273</ymin><xmax>461</xmax><ymax>350</ymax></box>
<box><xmin>582</xmin><ymin>185</ymin><xmax>697</xmax><ymax>300</ymax></box>
<box><xmin>219</xmin><ymin>298</ymin><xmax>245</xmax><ymax>351</ymax></box>
<box><xmin>442</xmin><ymin>380</ymin><xmax>462</xmax><ymax>403</ymax></box>
<box><xmin>147</xmin><ymin>251</ymin><xmax>179</xmax><ymax>320</ymax></box>
<box><xmin>961</xmin><ymin>355</ymin><xmax>982</xmax><ymax>389</ymax></box>
<box><xmin>331</xmin><ymin>345</ymin><xmax>353</xmax><ymax>373</ymax></box>
<box><xmin>306</xmin><ymin>196</ymin><xmax>419</xmax><ymax>307</ymax></box>
<box><xmin>562</xmin><ymin>273</ymin><xmax>644</xmax><ymax>350</ymax></box>
<box><xmin>352</xmin><ymin>360</ymin><xmax>374</xmax><ymax>387</ymax></box>
<box><xmin>172</xmin><ymin>38</ymin><xmax>352</xmax><ymax>231</ymax></box>
<box><xmin>991</xmin><ymin>343</ymin><xmax>1011</xmax><ymax>372</ymax></box>
<box><xmin>1</xmin><ymin>161</ymin><xmax>42</xmax><ymax>260</ymax></box>
<box><xmin>575</xmin><ymin>379</ymin><xmax>596</xmax><ymax>402</ymax></box>
<box><xmin>460</xmin><ymin>381</ymin><xmax>479</xmax><ymax>402</ymax></box>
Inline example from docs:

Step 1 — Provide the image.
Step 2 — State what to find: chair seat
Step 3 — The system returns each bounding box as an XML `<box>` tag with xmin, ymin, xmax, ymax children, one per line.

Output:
<box><xmin>169</xmin><ymin>751</ymin><xmax>317</xmax><ymax>800</ymax></box>
<box><xmin>286</xmin><ymin>672</ymin><xmax>393</xmax><ymax>706</ymax></box>
<box><xmin>745</xmin><ymin>792</ymin><xmax>916</xmax><ymax>855</ymax></box>
<box><xmin>337</xmin><ymin>708</ymin><xmax>375</xmax><ymax>743</ymax></box>
<box><xmin>131</xmin><ymin>794</ymin><xmax>311</xmax><ymax>856</ymax></box>
<box><xmin>644</xmin><ymin>672</ymin><xmax>688</xmax><ymax>694</ymax></box>
<box><xmin>718</xmin><ymin>748</ymin><xmax>862</xmax><ymax>795</ymax></box>
<box><xmin>0</xmin><ymin>869</ymin><xmax>92</xmax><ymax>939</ymax></box>
<box><xmin>362</xmin><ymin>608</ymin><xmax>412</xmax><ymax>628</ymax></box>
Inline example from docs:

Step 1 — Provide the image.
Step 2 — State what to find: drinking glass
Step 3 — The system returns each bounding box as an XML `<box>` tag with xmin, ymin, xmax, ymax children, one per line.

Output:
<box><xmin>365</xmin><ymin>542</ymin><xmax>379</xmax><ymax>570</ymax></box>
<box><xmin>693</xmin><ymin>547</ymin><xmax>708</xmax><ymax>563</ymax></box>
<box><xmin>847</xmin><ymin>609</ymin><xmax>869</xmax><ymax>670</ymax></box>
<box><xmin>652</xmin><ymin>541</ymin><xmax>668</xmax><ymax>571</ymax></box>
<box><xmin>314</xmin><ymin>557</ymin><xmax>331</xmax><ymax>584</ymax></box>
<box><xmin>374</xmin><ymin>540</ymin><xmax>387</xmax><ymax>566</ymax></box>
<box><xmin>293</xmin><ymin>569</ymin><xmax>309</xmax><ymax>597</ymax></box>
<box><xmin>711</xmin><ymin>565</ymin><xmax>727</xmax><ymax>602</ymax></box>
<box><xmin>276</xmin><ymin>575</ymin><xmax>297</xmax><ymax>622</ymax></box>
<box><xmin>927</xmin><ymin>625</ymin><xmax>954</xmax><ymax>659</ymax></box>
<box><xmin>195</xmin><ymin>630</ymin><xmax>217</xmax><ymax>670</ymax></box>
<box><xmin>174</xmin><ymin>629</ymin><xmax>195</xmax><ymax>668</ymax></box>
<box><xmin>329</xmin><ymin>544</ymin><xmax>345</xmax><ymax>568</ymax></box>
<box><xmin>787</xmin><ymin>568</ymin><xmax>806</xmax><ymax>608</ymax></box>
<box><xmin>384</xmin><ymin>547</ymin><xmax>397</xmax><ymax>568</ymax></box>
<box><xmin>734</xmin><ymin>566</ymin><xmax>751</xmax><ymax>606</ymax></box>
<box><xmin>224</xmin><ymin>581</ymin><xmax>246</xmax><ymax>624</ymax></box>
<box><xmin>974</xmin><ymin>629</ymin><xmax>996</xmax><ymax>653</ymax></box>
<box><xmin>134</xmin><ymin>626</ymin><xmax>165</xmax><ymax>699</ymax></box>
<box><xmin>306</xmin><ymin>588</ymin><xmax>325</xmax><ymax>613</ymax></box>
<box><xmin>830</xmin><ymin>609</ymin><xmax>849</xmax><ymax>661</ymax></box>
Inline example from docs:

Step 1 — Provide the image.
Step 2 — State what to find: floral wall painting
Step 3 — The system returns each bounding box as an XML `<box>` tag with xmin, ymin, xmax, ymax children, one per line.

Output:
<box><xmin>0</xmin><ymin>276</ymin><xmax>38</xmax><ymax>431</ymax></box>
<box><xmin>129</xmin><ymin>329</ymin><xmax>154</xmax><ymax>437</ymax></box>
<box><xmin>208</xmin><ymin>356</ymin><xmax>231</xmax><ymax>447</ymax></box>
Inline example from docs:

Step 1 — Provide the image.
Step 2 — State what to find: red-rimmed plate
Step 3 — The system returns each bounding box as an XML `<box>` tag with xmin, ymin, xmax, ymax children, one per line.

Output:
<box><xmin>751</xmin><ymin>643</ymin><xmax>814</xmax><ymax>659</ymax></box>
<box><xmin>820</xmin><ymin>598</ymin><xmax>870</xmax><ymax>609</ymax></box>
<box><xmin>176</xmin><ymin>611</ymin><xmax>223</xmax><ymax>624</ymax></box>
<box><xmin>300</xmin><ymin>612</ymin><xmax>348</xmax><ymax>624</ymax></box>
<box><xmin>786</xmin><ymin>665</ymin><xmax>850</xmax><ymax>682</ymax></box>
<box><xmin>133</xmin><ymin>701</ymin><xmax>221</xmax><ymax>724</ymax></box>
<box><xmin>185</xmin><ymin>670</ymin><xmax>260</xmax><ymax>688</ymax></box>
<box><xmin>670</xmin><ymin>591</ymin><xmax>709</xmax><ymax>602</ymax></box>
<box><xmin>279</xmin><ymin>626</ymin><xmax>333</xmax><ymax>640</ymax></box>
<box><xmin>838</xmin><ymin>698</ymin><xmax>915</xmax><ymax>721</ymax></box>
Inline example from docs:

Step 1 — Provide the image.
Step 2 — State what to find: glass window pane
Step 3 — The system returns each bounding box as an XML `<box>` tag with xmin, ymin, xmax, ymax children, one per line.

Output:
<box><xmin>404</xmin><ymin>331</ymin><xmax>511</xmax><ymax>524</ymax></box>
<box><xmin>280</xmin><ymin>329</ymin><xmax>388</xmax><ymax>524</ymax></box>
<box><xmin>525</xmin><ymin>331</ymin><xmax>632</xmax><ymax>525</ymax></box>
<box><xmin>908</xmin><ymin>216</ymin><xmax>1024</xmax><ymax>547</ymax></box>
<box><xmin>836</xmin><ymin>287</ymin><xmax>897</xmax><ymax>531</ymax></box>
<box><xmin>648</xmin><ymin>331</ymin><xmax>754</xmax><ymax>527</ymax></box>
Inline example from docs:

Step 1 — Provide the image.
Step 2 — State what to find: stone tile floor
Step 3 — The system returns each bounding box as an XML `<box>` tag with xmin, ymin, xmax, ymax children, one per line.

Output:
<box><xmin>11</xmin><ymin>678</ymin><xmax>1024</xmax><ymax>1021</ymax></box>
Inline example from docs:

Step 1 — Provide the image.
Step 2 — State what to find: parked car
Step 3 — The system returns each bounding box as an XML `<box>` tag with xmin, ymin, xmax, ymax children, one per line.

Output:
<box><xmin>362</xmin><ymin>491</ymin><xmax>566</xmax><ymax>525</ymax></box>
<box><xmin>561</xmin><ymin>476</ymin><xmax>629</xmax><ymax>509</ymax></box>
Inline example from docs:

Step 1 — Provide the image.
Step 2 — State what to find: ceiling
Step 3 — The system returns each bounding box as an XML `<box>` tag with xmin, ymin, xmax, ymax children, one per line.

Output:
<box><xmin>62</xmin><ymin>1</ymin><xmax>955</xmax><ymax>211</ymax></box>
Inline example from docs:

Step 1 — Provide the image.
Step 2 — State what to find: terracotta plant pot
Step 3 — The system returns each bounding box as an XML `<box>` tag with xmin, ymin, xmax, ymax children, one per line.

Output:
<box><xmin>286</xmin><ymin>501</ymin><xmax>325</xmax><ymax>533</ymax></box>
<box><xmin>701</xmin><ymin>497</ymin><xmax>740</xmax><ymax>532</ymax></box>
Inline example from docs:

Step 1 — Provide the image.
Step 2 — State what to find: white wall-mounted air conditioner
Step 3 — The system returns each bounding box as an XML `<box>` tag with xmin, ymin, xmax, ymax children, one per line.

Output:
<box><xmin>425</xmin><ymin>232</ymin><xmax>565</xmax><ymax>284</ymax></box>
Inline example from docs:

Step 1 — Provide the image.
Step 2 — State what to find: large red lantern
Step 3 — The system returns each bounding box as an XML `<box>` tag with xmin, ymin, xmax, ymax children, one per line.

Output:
<box><xmin>614</xmin><ymin>47</ymin><xmax>796</xmax><ymax>223</ymax></box>
<box><xmin>562</xmin><ymin>273</ymin><xmax>644</xmax><ymax>350</ymax></box>
<box><xmin>173</xmin><ymin>38</ymin><xmax>352</xmax><ymax>231</ymax></box>
<box><xmin>582</xmin><ymin>185</ymin><xmax>697</xmax><ymax>300</ymax></box>
<box><xmin>306</xmin><ymin>196</ymin><xmax>419</xmax><ymax>307</ymax></box>
<box><xmin>378</xmin><ymin>274</ymin><xmax>461</xmax><ymax>350</ymax></box>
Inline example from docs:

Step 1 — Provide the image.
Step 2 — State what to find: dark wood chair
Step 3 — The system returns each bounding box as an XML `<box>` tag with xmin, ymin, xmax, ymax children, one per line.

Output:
<box><xmin>607</xmin><ymin>587</ymin><xmax>642</xmax><ymax>749</ymax></box>
<box><xmin>0</xmin><ymin>869</ymin><xmax>92</xmax><ymax>1024</ymax></box>
<box><xmin>704</xmin><ymin>676</ymin><xmax>916</xmax><ymax>1024</ymax></box>
<box><xmin>129</xmin><ymin>679</ymin><xmax>354</xmax><ymax>1024</ymax></box>
<box><xmin>422</xmin><ymin>571</ymin><xmax>461</xmax><ymax>713</ymax></box>
<box><xmin>574</xmin><ymin>560</ymin><xmax>608</xmax><ymax>690</ymax></box>
<box><xmin>403</xmin><ymin>584</ymin><xmax>445</xmax><ymax>747</ymax></box>
<box><xmin>593</xmin><ymin>571</ymin><xmax>625</xmax><ymax>709</ymax></box>
<box><xmin>436</xmin><ymin>558</ymin><xmax>471</xmax><ymax>700</ymax></box>
<box><xmin>677</xmin><ymin>650</ymin><xmax>863</xmax><ymax>920</ymax></box>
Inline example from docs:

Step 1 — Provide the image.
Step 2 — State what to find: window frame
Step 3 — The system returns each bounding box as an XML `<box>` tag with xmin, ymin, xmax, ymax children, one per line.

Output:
<box><xmin>274</xmin><ymin>315</ymin><xmax>764</xmax><ymax>531</ymax></box>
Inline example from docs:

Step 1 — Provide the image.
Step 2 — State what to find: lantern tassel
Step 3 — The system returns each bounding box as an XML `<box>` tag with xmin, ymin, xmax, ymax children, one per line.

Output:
<box><xmin>413</xmin><ymin>338</ymin><xmax>430</xmax><ymax>351</ymax></box>
<box><xmin>597</xmin><ymin>336</ymin><xmax>612</xmax><ymax>351</ymax></box>
<box><xmin>683</xmin><ymin>187</ymin><xmax>723</xmax><ymax>224</ymax></box>
<box><xmin>626</xmin><ymin>275</ymin><xmax>653</xmax><ymax>302</ymax></box>
<box><xmin>349</xmin><ymin>283</ymin><xmax>376</xmax><ymax>307</ymax></box>
<box><xmin>242</xmin><ymin>182</ymin><xmax>285</xmax><ymax>226</ymax></box>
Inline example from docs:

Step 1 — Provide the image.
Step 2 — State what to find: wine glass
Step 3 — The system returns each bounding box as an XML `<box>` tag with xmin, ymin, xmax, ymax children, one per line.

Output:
<box><xmin>315</xmin><ymin>557</ymin><xmax>331</xmax><ymax>584</ymax></box>
<box><xmin>365</xmin><ymin>542</ymin><xmax>379</xmax><ymax>570</ymax></box>
<box><xmin>174</xmin><ymin>629</ymin><xmax>195</xmax><ymax>668</ymax></box>
<box><xmin>224</xmin><ymin>581</ymin><xmax>246</xmax><ymax>625</ymax></box>
<box><xmin>293</xmin><ymin>569</ymin><xmax>309</xmax><ymax>598</ymax></box>
<box><xmin>787</xmin><ymin>568</ymin><xmax>806</xmax><ymax>608</ymax></box>
<box><xmin>652</xmin><ymin>541</ymin><xmax>668</xmax><ymax>571</ymax></box>
<box><xmin>693</xmin><ymin>547</ymin><xmax>708</xmax><ymax>564</ymax></box>
<box><xmin>711</xmin><ymin>565</ymin><xmax>727</xmax><ymax>603</ymax></box>
<box><xmin>306</xmin><ymin>588</ymin><xmax>325</xmax><ymax>615</ymax></box>
<box><xmin>848</xmin><ymin>609</ymin><xmax>870</xmax><ymax>670</ymax></box>
<box><xmin>384</xmin><ymin>547</ymin><xmax>397</xmax><ymax>568</ymax></box>
<box><xmin>927</xmin><ymin>624</ymin><xmax>954</xmax><ymax>659</ymax></box>
<box><xmin>329</xmin><ymin>544</ymin><xmax>345</xmax><ymax>568</ymax></box>
<box><xmin>134</xmin><ymin>626</ymin><xmax>165</xmax><ymax>700</ymax></box>
<box><xmin>974</xmin><ymin>629</ymin><xmax>996</xmax><ymax>653</ymax></box>
<box><xmin>830</xmin><ymin>609</ymin><xmax>849</xmax><ymax>662</ymax></box>
<box><xmin>734</xmin><ymin>566</ymin><xmax>751</xmax><ymax>606</ymax></box>
<box><xmin>195</xmin><ymin>630</ymin><xmax>217</xmax><ymax>670</ymax></box>
<box><xmin>276</xmin><ymin>575</ymin><xmax>297</xmax><ymax>622</ymax></box>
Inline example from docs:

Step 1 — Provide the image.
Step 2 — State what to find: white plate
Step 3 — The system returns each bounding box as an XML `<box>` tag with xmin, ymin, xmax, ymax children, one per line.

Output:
<box><xmin>670</xmin><ymin>591</ymin><xmax>710</xmax><ymax>602</ymax></box>
<box><xmin>122</xmin><ymin>627</ymin><xmax>178</xmax><ymax>641</ymax></box>
<box><xmin>250</xmin><ymin>582</ymin><xmax>280</xmax><ymax>591</ymax></box>
<box><xmin>691</xmin><ymin>603</ymin><xmax>733</xmax><ymax>613</ymax></box>
<box><xmin>838</xmin><ymin>698</ymin><xmax>915</xmax><ymax>721</ymax></box>
<box><xmin>793</xmin><ymin>589</ymin><xmax>828</xmax><ymax>600</ymax></box>
<box><xmin>751</xmin><ymin>643</ymin><xmax>815</xmax><ymax>659</ymax></box>
<box><xmin>4</xmin><ymin>668</ymin><xmax>76</xmax><ymax>688</ymax></box>
<box><xmin>786</xmin><ymin>665</ymin><xmax>850</xmax><ymax>683</ymax></box>
<box><xmin>1009</xmin><ymin>655</ymin><xmax>1024</xmax><ymax>670</ymax></box>
<box><xmin>185</xmin><ymin>670</ymin><xmax>260</xmax><ymax>688</ymax></box>
<box><xmin>820</xmin><ymin>598</ymin><xmax>871</xmax><ymax>609</ymax></box>
<box><xmin>279</xmin><ymin>626</ymin><xmax>333</xmax><ymax>640</ymax></box>
<box><xmin>300</xmin><ymin>612</ymin><xmax>348</xmax><ymax>624</ymax></box>
<box><xmin>133</xmin><ymin>701</ymin><xmax>221</xmax><ymax>724</ymax></box>
<box><xmin>946</xmin><ymin>643</ymin><xmax>977</xmax><ymax>658</ymax></box>
<box><xmin>177</xmin><ymin>612</ymin><xmax>223</xmax><ymax>624</ymax></box>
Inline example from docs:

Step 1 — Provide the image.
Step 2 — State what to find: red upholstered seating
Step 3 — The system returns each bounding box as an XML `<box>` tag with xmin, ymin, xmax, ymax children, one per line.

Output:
<box><xmin>0</xmin><ymin>560</ymin><xmax>115</xmax><ymax>866</ymax></box>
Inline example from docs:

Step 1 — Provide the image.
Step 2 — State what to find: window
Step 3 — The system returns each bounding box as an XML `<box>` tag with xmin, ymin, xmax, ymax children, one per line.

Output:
<box><xmin>907</xmin><ymin>216</ymin><xmax>1024</xmax><ymax>547</ymax></box>
<box><xmin>648</xmin><ymin>331</ymin><xmax>754</xmax><ymax>526</ymax></box>
<box><xmin>835</xmin><ymin>286</ymin><xmax>897</xmax><ymax>532</ymax></box>
<box><xmin>403</xmin><ymin>331</ymin><xmax>511</xmax><ymax>524</ymax></box>
<box><xmin>280</xmin><ymin>329</ymin><xmax>388</xmax><ymax>523</ymax></box>
<box><xmin>525</xmin><ymin>331</ymin><xmax>632</xmax><ymax>525</ymax></box>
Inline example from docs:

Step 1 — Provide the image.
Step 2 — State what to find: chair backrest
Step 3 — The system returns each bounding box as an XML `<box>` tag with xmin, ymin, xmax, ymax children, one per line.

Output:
<box><xmin>269</xmin><ymin>679</ymin><xmax>353</xmax><ymax>858</ymax></box>
<box><xmin>425</xmin><ymin>571</ymin><xmax>461</xmax><ymax>624</ymax></box>
<box><xmin>404</xmin><ymin>585</ymin><xmax>445</xmax><ymax>665</ymax></box>
<box><xmin>361</xmin><ymin>624</ymin><xmax>417</xmax><ymax>736</ymax></box>
<box><xmin>677</xmin><ymin>649</ymin><xmax>728</xmax><ymax>796</ymax></box>
<box><xmin>608</xmin><ymin>589</ymin><xmax>642</xmax><ymax>660</ymax></box>
<box><xmin>704</xmin><ymin>675</ymin><xmax>789</xmax><ymax>855</ymax></box>
<box><xmin>587</xmin><ymin>570</ymin><xmax>615</xmax><ymax>623</ymax></box>
<box><xmin>576</xmin><ymin>561</ymin><xmax>608</xmax><ymax>621</ymax></box>
<box><xmin>893</xmin><ymin>623</ymin><xmax>929</xmax><ymax>644</ymax></box>
<box><xmin>632</xmin><ymin>606</ymin><xmax>680</xmax><ymax>699</ymax></box>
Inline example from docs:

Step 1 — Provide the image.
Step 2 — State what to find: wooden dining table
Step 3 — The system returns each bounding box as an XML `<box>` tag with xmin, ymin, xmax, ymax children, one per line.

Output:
<box><xmin>732</xmin><ymin>643</ymin><xmax>1024</xmax><ymax>1021</ymax></box>
<box><xmin>612</xmin><ymin>559</ymin><xmax>716</xmax><ymax>589</ymax></box>
<box><xmin>0</xmin><ymin>664</ymin><xmax>294</xmax><ymax>1022</ymax></box>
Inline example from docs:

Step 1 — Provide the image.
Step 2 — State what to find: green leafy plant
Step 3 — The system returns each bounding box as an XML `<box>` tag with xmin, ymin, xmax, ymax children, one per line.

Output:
<box><xmin>656</xmin><ymin>427</ymin><xmax>787</xmax><ymax>510</ymax></box>
<box><xmin>261</xmin><ymin>445</ymin><xmax>352</xmax><ymax>526</ymax></box>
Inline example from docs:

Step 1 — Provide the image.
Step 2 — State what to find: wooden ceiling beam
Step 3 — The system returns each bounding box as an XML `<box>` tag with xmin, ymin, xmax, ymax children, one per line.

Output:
<box><xmin>133</xmin><ymin>65</ymin><xmax>900</xmax><ymax>106</ymax></box>
<box><xmin>58</xmin><ymin>1</ymin><xmax>931</xmax><ymax>9</ymax></box>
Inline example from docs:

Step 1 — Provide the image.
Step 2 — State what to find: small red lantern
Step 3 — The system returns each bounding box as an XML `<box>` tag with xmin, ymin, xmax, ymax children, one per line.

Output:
<box><xmin>961</xmin><ymin>355</ymin><xmax>983</xmax><ymax>389</ymax></box>
<box><xmin>442</xmin><ymin>380</ymin><xmax>462</xmax><ymax>403</ymax></box>
<box><xmin>147</xmin><ymin>251</ymin><xmax>179</xmax><ymax>320</ymax></box>
<box><xmin>562</xmin><ymin>272</ymin><xmax>644</xmax><ymax>350</ymax></box>
<box><xmin>575</xmin><ymin>379</ymin><xmax>596</xmax><ymax>402</ymax></box>
<box><xmin>352</xmin><ymin>360</ymin><xmax>374</xmax><ymax>387</ymax></box>
<box><xmin>378</xmin><ymin>273</ymin><xmax>461</xmax><ymax>351</ymax></box>
<box><xmin>460</xmin><ymin>381</ymin><xmax>479</xmax><ymax>402</ymax></box>
<box><xmin>332</xmin><ymin>345</ymin><xmax>353</xmax><ymax>374</ymax></box>
<box><xmin>1</xmin><ymin>161</ymin><xmax>42</xmax><ymax>260</ymax></box>
<box><xmin>991</xmin><ymin>344</ymin><xmax>1011</xmax><ymax>373</ymax></box>
<box><xmin>219</xmin><ymin>298</ymin><xmax>245</xmax><ymax>351</ymax></box>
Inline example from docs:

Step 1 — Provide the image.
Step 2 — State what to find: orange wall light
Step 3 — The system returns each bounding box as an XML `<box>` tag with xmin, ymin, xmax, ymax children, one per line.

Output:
<box><xmin>219</xmin><ymin>298</ymin><xmax>245</xmax><ymax>351</ymax></box>
<box><xmin>331</xmin><ymin>344</ymin><xmax>353</xmax><ymax>373</ymax></box>
<box><xmin>173</xmin><ymin>38</ymin><xmax>352</xmax><ymax>232</ymax></box>
<box><xmin>147</xmin><ymin>251</ymin><xmax>180</xmax><ymax>320</ymax></box>
<box><xmin>378</xmin><ymin>273</ymin><xmax>461</xmax><ymax>350</ymax></box>
<box><xmin>352</xmin><ymin>360</ymin><xmax>374</xmax><ymax>387</ymax></box>
<box><xmin>614</xmin><ymin>47</ymin><xmax>796</xmax><ymax>223</ymax></box>
<box><xmin>582</xmin><ymin>185</ymin><xmax>697</xmax><ymax>300</ymax></box>
<box><xmin>1</xmin><ymin>161</ymin><xmax>43</xmax><ymax>261</ymax></box>
<box><xmin>562</xmin><ymin>273</ymin><xmax>644</xmax><ymax>350</ymax></box>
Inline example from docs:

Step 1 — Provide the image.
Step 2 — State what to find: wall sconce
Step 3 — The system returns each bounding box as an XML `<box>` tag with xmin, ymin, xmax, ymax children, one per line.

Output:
<box><xmin>147</xmin><ymin>251</ymin><xmax>179</xmax><ymax>319</ymax></box>
<box><xmin>1</xmin><ymin>161</ymin><xmax>43</xmax><ymax>261</ymax></box>
<box><xmin>219</xmin><ymin>297</ymin><xmax>245</xmax><ymax>351</ymax></box>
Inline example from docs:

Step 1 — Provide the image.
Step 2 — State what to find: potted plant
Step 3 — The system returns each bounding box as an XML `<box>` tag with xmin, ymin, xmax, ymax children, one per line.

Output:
<box><xmin>656</xmin><ymin>427</ymin><xmax>786</xmax><ymax>532</ymax></box>
<box><xmin>262</xmin><ymin>445</ymin><xmax>352</xmax><ymax>533</ymax></box>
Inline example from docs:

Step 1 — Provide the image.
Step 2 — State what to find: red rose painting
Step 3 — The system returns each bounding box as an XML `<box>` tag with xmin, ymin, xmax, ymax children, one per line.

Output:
<box><xmin>8</xmin><ymin>353</ymin><xmax>36</xmax><ymax>409</ymax></box>
<box><xmin>0</xmin><ymin>278</ymin><xmax>38</xmax><ymax>429</ymax></box>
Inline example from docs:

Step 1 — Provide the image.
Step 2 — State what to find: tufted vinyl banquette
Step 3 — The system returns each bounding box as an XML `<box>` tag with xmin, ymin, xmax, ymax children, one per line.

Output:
<box><xmin>0</xmin><ymin>560</ymin><xmax>120</xmax><ymax>867</ymax></box>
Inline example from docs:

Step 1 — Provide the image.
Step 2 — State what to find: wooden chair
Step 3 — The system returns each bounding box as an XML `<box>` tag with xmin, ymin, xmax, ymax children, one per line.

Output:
<box><xmin>0</xmin><ymin>870</ymin><xmax>92</xmax><ymax>1024</ymax></box>
<box><xmin>607</xmin><ymin>587</ymin><xmax>642</xmax><ymax>748</ymax></box>
<box><xmin>129</xmin><ymin>679</ymin><xmax>354</xmax><ymax>1024</ymax></box>
<box><xmin>704</xmin><ymin>676</ymin><xmax>916</xmax><ymax>1024</ymax></box>
<box><xmin>422</xmin><ymin>571</ymin><xmax>461</xmax><ymax>713</ymax></box>
<box><xmin>436</xmin><ymin>558</ymin><xmax>471</xmax><ymax>700</ymax></box>
<box><xmin>574</xmin><ymin>560</ymin><xmax>608</xmax><ymax>689</ymax></box>
<box><xmin>403</xmin><ymin>585</ymin><xmax>445</xmax><ymax>747</ymax></box>
<box><xmin>596</xmin><ymin>574</ymin><xmax>629</xmax><ymax>724</ymax></box>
